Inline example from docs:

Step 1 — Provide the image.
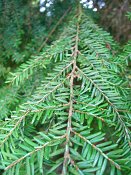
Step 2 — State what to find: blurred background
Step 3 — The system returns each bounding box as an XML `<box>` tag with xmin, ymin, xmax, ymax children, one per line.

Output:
<box><xmin>39</xmin><ymin>0</ymin><xmax>131</xmax><ymax>42</ymax></box>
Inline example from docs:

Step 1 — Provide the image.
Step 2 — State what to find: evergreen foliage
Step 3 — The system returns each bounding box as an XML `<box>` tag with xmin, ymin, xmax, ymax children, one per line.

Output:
<box><xmin>0</xmin><ymin>2</ymin><xmax>131</xmax><ymax>175</ymax></box>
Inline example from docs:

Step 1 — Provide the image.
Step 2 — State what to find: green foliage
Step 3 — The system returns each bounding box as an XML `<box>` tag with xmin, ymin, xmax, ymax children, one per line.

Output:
<box><xmin>0</xmin><ymin>0</ymin><xmax>49</xmax><ymax>83</ymax></box>
<box><xmin>118</xmin><ymin>31</ymin><xmax>131</xmax><ymax>86</ymax></box>
<box><xmin>0</xmin><ymin>3</ymin><xmax>131</xmax><ymax>175</ymax></box>
<box><xmin>126</xmin><ymin>11</ymin><xmax>131</xmax><ymax>20</ymax></box>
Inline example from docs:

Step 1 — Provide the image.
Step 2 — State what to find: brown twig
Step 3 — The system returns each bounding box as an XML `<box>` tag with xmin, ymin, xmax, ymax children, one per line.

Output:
<box><xmin>61</xmin><ymin>4</ymin><xmax>81</xmax><ymax>175</ymax></box>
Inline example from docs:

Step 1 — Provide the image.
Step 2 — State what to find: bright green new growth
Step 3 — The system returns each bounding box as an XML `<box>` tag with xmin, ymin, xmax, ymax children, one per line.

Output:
<box><xmin>0</xmin><ymin>5</ymin><xmax>131</xmax><ymax>175</ymax></box>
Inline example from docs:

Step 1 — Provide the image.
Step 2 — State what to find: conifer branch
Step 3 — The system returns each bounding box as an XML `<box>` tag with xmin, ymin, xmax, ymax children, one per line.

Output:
<box><xmin>35</xmin><ymin>76</ymin><xmax>70</xmax><ymax>104</ymax></box>
<box><xmin>76</xmin><ymin>66</ymin><xmax>131</xmax><ymax>147</ymax></box>
<box><xmin>0</xmin><ymin>3</ymin><xmax>130</xmax><ymax>175</ymax></box>
<box><xmin>4</xmin><ymin>135</ymin><xmax>65</xmax><ymax>171</ymax></box>
<box><xmin>72</xmin><ymin>130</ymin><xmax>121</xmax><ymax>170</ymax></box>
<box><xmin>74</xmin><ymin>110</ymin><xmax>105</xmax><ymax>122</ymax></box>
<box><xmin>0</xmin><ymin>110</ymin><xmax>30</xmax><ymax>147</ymax></box>
<box><xmin>31</xmin><ymin>103</ymin><xmax>70</xmax><ymax>113</ymax></box>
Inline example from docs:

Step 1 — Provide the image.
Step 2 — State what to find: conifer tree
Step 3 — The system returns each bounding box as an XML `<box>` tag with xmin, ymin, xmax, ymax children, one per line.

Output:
<box><xmin>0</xmin><ymin>2</ymin><xmax>131</xmax><ymax>175</ymax></box>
